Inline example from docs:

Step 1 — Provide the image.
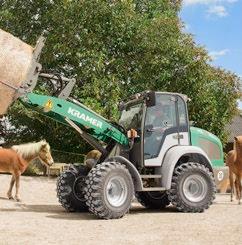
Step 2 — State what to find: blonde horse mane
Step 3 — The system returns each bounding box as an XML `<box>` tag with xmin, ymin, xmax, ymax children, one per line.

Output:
<box><xmin>11</xmin><ymin>140</ymin><xmax>49</xmax><ymax>159</ymax></box>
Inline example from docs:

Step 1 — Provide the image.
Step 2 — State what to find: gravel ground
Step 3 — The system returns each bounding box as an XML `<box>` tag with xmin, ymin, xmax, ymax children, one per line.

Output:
<box><xmin>0</xmin><ymin>174</ymin><xmax>241</xmax><ymax>245</ymax></box>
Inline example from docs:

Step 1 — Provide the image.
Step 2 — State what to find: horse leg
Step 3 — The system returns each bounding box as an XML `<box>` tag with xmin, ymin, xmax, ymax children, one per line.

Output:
<box><xmin>7</xmin><ymin>175</ymin><xmax>15</xmax><ymax>199</ymax></box>
<box><xmin>234</xmin><ymin>177</ymin><xmax>241</xmax><ymax>204</ymax></box>
<box><xmin>237</xmin><ymin>176</ymin><xmax>242</xmax><ymax>205</ymax></box>
<box><xmin>229</xmin><ymin>168</ymin><xmax>234</xmax><ymax>202</ymax></box>
<box><xmin>14</xmin><ymin>172</ymin><xmax>21</xmax><ymax>202</ymax></box>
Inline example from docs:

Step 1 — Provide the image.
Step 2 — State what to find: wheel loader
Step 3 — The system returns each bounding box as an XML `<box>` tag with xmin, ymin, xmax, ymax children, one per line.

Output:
<box><xmin>0</xmin><ymin>30</ymin><xmax>228</xmax><ymax>219</ymax></box>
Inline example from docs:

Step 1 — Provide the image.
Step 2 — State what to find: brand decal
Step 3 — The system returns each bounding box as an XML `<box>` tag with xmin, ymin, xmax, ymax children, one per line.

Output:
<box><xmin>44</xmin><ymin>99</ymin><xmax>53</xmax><ymax>112</ymax></box>
<box><xmin>68</xmin><ymin>107</ymin><xmax>102</xmax><ymax>129</ymax></box>
<box><xmin>217</xmin><ymin>171</ymin><xmax>224</xmax><ymax>181</ymax></box>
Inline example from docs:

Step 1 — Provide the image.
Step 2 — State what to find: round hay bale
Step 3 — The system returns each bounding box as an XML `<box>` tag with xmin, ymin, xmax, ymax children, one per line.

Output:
<box><xmin>0</xmin><ymin>29</ymin><xmax>34</xmax><ymax>115</ymax></box>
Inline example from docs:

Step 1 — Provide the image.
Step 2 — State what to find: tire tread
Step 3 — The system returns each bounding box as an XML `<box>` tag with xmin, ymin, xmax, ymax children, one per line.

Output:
<box><xmin>168</xmin><ymin>162</ymin><xmax>216</xmax><ymax>213</ymax></box>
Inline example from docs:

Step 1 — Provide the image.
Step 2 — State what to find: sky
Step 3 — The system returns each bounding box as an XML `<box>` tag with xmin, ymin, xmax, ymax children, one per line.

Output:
<box><xmin>180</xmin><ymin>0</ymin><xmax>242</xmax><ymax>79</ymax></box>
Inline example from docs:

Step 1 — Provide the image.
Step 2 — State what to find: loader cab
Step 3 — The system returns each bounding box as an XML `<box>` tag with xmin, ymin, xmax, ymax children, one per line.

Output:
<box><xmin>119</xmin><ymin>91</ymin><xmax>190</xmax><ymax>168</ymax></box>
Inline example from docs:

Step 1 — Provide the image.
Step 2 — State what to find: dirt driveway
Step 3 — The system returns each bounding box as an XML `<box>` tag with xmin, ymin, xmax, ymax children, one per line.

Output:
<box><xmin>0</xmin><ymin>174</ymin><xmax>241</xmax><ymax>245</ymax></box>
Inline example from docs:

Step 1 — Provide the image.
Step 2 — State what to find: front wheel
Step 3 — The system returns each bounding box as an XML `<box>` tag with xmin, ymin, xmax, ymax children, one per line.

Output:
<box><xmin>168</xmin><ymin>162</ymin><xmax>216</xmax><ymax>213</ymax></box>
<box><xmin>57</xmin><ymin>165</ymin><xmax>89</xmax><ymax>212</ymax></box>
<box><xmin>84</xmin><ymin>162</ymin><xmax>134</xmax><ymax>219</ymax></box>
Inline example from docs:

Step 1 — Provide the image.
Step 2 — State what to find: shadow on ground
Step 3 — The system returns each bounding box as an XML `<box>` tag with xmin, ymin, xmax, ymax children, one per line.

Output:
<box><xmin>0</xmin><ymin>203</ymin><xmax>96</xmax><ymax>220</ymax></box>
<box><xmin>0</xmin><ymin>196</ymin><xmax>235</xmax><ymax>221</ymax></box>
<box><xmin>0</xmin><ymin>196</ymin><xmax>9</xmax><ymax>200</ymax></box>
<box><xmin>47</xmin><ymin>205</ymin><xmax>180</xmax><ymax>221</ymax></box>
<box><xmin>0</xmin><ymin>203</ymin><xmax>62</xmax><ymax>213</ymax></box>
<box><xmin>130</xmin><ymin>205</ymin><xmax>178</xmax><ymax>214</ymax></box>
<box><xmin>0</xmin><ymin>201</ymin><xmax>181</xmax><ymax>221</ymax></box>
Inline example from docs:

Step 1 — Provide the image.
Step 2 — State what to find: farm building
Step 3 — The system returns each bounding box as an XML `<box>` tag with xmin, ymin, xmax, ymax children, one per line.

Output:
<box><xmin>225</xmin><ymin>113</ymin><xmax>242</xmax><ymax>153</ymax></box>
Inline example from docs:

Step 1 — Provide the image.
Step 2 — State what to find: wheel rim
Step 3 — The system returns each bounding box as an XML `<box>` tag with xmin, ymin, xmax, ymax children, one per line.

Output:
<box><xmin>106</xmin><ymin>176</ymin><xmax>128</xmax><ymax>207</ymax></box>
<box><xmin>183</xmin><ymin>174</ymin><xmax>207</xmax><ymax>203</ymax></box>
<box><xmin>73</xmin><ymin>176</ymin><xmax>86</xmax><ymax>201</ymax></box>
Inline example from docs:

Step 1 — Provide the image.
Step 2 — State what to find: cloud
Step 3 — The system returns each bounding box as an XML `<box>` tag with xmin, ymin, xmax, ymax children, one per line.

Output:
<box><xmin>237</xmin><ymin>74</ymin><xmax>242</xmax><ymax>79</ymax></box>
<box><xmin>209</xmin><ymin>49</ymin><xmax>230</xmax><ymax>60</ymax></box>
<box><xmin>206</xmin><ymin>5</ymin><xmax>228</xmax><ymax>17</ymax></box>
<box><xmin>183</xmin><ymin>0</ymin><xmax>238</xmax><ymax>5</ymax></box>
<box><xmin>226</xmin><ymin>0</ymin><xmax>238</xmax><ymax>3</ymax></box>
<box><xmin>183</xmin><ymin>0</ymin><xmax>238</xmax><ymax>18</ymax></box>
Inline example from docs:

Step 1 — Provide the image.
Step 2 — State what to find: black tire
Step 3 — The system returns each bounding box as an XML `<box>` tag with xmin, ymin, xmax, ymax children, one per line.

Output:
<box><xmin>84</xmin><ymin>162</ymin><xmax>134</xmax><ymax>219</ymax></box>
<box><xmin>57</xmin><ymin>165</ymin><xmax>89</xmax><ymax>212</ymax></box>
<box><xmin>168</xmin><ymin>162</ymin><xmax>216</xmax><ymax>213</ymax></box>
<box><xmin>136</xmin><ymin>191</ymin><xmax>170</xmax><ymax>209</ymax></box>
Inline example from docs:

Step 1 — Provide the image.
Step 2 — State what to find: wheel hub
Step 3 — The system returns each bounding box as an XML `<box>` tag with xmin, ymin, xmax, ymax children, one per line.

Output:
<box><xmin>183</xmin><ymin>174</ymin><xmax>207</xmax><ymax>203</ymax></box>
<box><xmin>106</xmin><ymin>176</ymin><xmax>128</xmax><ymax>207</ymax></box>
<box><xmin>74</xmin><ymin>176</ymin><xmax>86</xmax><ymax>201</ymax></box>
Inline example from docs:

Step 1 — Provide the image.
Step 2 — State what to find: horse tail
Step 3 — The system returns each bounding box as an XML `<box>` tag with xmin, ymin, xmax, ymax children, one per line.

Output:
<box><xmin>225</xmin><ymin>150</ymin><xmax>235</xmax><ymax>166</ymax></box>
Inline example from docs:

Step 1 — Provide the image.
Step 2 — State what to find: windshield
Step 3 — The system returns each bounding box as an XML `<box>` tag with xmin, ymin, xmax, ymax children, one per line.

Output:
<box><xmin>119</xmin><ymin>103</ymin><xmax>143</xmax><ymax>130</ymax></box>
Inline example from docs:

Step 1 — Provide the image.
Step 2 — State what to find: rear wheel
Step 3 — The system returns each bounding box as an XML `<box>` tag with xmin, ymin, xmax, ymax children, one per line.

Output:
<box><xmin>57</xmin><ymin>165</ymin><xmax>89</xmax><ymax>212</ymax></box>
<box><xmin>168</xmin><ymin>162</ymin><xmax>216</xmax><ymax>212</ymax></box>
<box><xmin>136</xmin><ymin>191</ymin><xmax>170</xmax><ymax>209</ymax></box>
<box><xmin>84</xmin><ymin>162</ymin><xmax>134</xmax><ymax>219</ymax></box>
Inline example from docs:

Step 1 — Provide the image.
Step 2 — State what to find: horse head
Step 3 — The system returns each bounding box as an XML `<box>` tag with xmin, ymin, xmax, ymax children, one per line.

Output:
<box><xmin>234</xmin><ymin>136</ymin><xmax>242</xmax><ymax>154</ymax></box>
<box><xmin>38</xmin><ymin>140</ymin><xmax>54</xmax><ymax>167</ymax></box>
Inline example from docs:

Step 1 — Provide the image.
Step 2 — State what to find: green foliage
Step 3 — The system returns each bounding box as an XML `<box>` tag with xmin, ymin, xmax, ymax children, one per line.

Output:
<box><xmin>23</xmin><ymin>162</ymin><xmax>41</xmax><ymax>176</ymax></box>
<box><xmin>0</xmin><ymin>0</ymin><xmax>240</xmax><ymax>155</ymax></box>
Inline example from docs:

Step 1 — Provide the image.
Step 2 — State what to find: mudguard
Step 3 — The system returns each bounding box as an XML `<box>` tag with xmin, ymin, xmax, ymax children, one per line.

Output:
<box><xmin>161</xmin><ymin>145</ymin><xmax>213</xmax><ymax>189</ymax></box>
<box><xmin>107</xmin><ymin>156</ymin><xmax>143</xmax><ymax>191</ymax></box>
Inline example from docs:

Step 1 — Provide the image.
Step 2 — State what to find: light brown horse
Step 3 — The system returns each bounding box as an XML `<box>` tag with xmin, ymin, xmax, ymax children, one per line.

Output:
<box><xmin>0</xmin><ymin>140</ymin><xmax>54</xmax><ymax>201</ymax></box>
<box><xmin>226</xmin><ymin>136</ymin><xmax>242</xmax><ymax>204</ymax></box>
<box><xmin>84</xmin><ymin>149</ymin><xmax>101</xmax><ymax>169</ymax></box>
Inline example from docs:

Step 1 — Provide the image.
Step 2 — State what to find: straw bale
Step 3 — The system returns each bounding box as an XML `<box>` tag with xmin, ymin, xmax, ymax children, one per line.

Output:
<box><xmin>0</xmin><ymin>29</ymin><xmax>33</xmax><ymax>115</ymax></box>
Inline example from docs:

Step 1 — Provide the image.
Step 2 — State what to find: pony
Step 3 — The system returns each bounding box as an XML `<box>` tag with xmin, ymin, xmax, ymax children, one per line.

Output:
<box><xmin>84</xmin><ymin>149</ymin><xmax>101</xmax><ymax>169</ymax></box>
<box><xmin>0</xmin><ymin>140</ymin><xmax>54</xmax><ymax>201</ymax></box>
<box><xmin>226</xmin><ymin>136</ymin><xmax>242</xmax><ymax>204</ymax></box>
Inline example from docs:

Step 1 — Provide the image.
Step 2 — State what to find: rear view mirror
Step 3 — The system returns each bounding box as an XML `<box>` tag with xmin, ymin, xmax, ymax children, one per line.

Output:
<box><xmin>118</xmin><ymin>101</ymin><xmax>125</xmax><ymax>111</ymax></box>
<box><xmin>145</xmin><ymin>91</ymin><xmax>156</xmax><ymax>107</ymax></box>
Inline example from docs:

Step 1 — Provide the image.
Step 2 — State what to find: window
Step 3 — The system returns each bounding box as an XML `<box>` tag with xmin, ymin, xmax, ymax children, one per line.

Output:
<box><xmin>144</xmin><ymin>94</ymin><xmax>177</xmax><ymax>159</ymax></box>
<box><xmin>145</xmin><ymin>94</ymin><xmax>177</xmax><ymax>129</ymax></box>
<box><xmin>119</xmin><ymin>103</ymin><xmax>143</xmax><ymax>130</ymax></box>
<box><xmin>177</xmin><ymin>96</ymin><xmax>188</xmax><ymax>126</ymax></box>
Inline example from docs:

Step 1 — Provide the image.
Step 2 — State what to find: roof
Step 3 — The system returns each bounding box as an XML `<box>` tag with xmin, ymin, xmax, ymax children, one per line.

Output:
<box><xmin>226</xmin><ymin>115</ymin><xmax>242</xmax><ymax>143</ymax></box>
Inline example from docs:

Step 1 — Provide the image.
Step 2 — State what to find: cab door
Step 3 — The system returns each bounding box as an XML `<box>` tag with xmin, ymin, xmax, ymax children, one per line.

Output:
<box><xmin>144</xmin><ymin>93</ymin><xmax>189</xmax><ymax>167</ymax></box>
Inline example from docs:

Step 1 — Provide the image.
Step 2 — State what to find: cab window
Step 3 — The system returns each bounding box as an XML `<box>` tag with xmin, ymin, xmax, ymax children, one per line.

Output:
<box><xmin>177</xmin><ymin>96</ymin><xmax>188</xmax><ymax>126</ymax></box>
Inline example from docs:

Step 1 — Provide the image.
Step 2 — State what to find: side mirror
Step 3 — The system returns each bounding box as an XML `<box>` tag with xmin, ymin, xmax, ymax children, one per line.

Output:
<box><xmin>145</xmin><ymin>91</ymin><xmax>156</xmax><ymax>107</ymax></box>
<box><xmin>118</xmin><ymin>101</ymin><xmax>125</xmax><ymax>111</ymax></box>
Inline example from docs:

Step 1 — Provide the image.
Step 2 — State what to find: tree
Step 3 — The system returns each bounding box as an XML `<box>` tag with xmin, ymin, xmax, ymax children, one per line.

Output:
<box><xmin>0</xmin><ymin>0</ymin><xmax>240</xmax><ymax>160</ymax></box>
